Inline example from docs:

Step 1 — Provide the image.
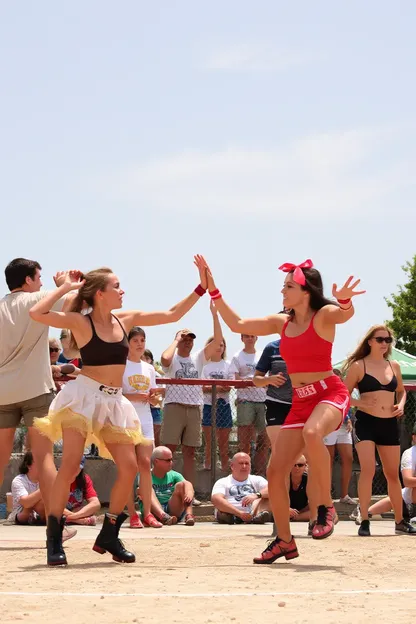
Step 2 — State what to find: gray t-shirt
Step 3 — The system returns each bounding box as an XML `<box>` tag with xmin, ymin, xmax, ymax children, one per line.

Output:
<box><xmin>255</xmin><ymin>340</ymin><xmax>292</xmax><ymax>404</ymax></box>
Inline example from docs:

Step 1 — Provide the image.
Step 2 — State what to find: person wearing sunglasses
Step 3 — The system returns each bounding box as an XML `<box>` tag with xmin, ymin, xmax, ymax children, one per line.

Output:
<box><xmin>139</xmin><ymin>446</ymin><xmax>195</xmax><ymax>526</ymax></box>
<box><xmin>49</xmin><ymin>338</ymin><xmax>80</xmax><ymax>393</ymax></box>
<box><xmin>344</xmin><ymin>325</ymin><xmax>416</xmax><ymax>536</ymax></box>
<box><xmin>289</xmin><ymin>456</ymin><xmax>310</xmax><ymax>522</ymax></box>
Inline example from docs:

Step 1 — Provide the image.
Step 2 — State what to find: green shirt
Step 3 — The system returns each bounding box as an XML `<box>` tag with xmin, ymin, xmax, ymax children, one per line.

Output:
<box><xmin>151</xmin><ymin>470</ymin><xmax>184</xmax><ymax>506</ymax></box>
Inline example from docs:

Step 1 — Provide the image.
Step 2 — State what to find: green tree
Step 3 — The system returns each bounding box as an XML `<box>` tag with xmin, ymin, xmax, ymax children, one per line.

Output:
<box><xmin>386</xmin><ymin>255</ymin><xmax>416</xmax><ymax>355</ymax></box>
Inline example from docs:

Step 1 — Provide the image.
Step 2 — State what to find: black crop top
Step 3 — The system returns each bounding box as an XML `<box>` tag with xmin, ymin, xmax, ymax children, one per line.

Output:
<box><xmin>357</xmin><ymin>360</ymin><xmax>398</xmax><ymax>394</ymax></box>
<box><xmin>80</xmin><ymin>315</ymin><xmax>129</xmax><ymax>367</ymax></box>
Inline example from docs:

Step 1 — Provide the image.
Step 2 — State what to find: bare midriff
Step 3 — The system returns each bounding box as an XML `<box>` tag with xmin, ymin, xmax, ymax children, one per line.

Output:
<box><xmin>358</xmin><ymin>391</ymin><xmax>397</xmax><ymax>418</ymax></box>
<box><xmin>290</xmin><ymin>370</ymin><xmax>334</xmax><ymax>388</ymax></box>
<box><xmin>80</xmin><ymin>365</ymin><xmax>126</xmax><ymax>388</ymax></box>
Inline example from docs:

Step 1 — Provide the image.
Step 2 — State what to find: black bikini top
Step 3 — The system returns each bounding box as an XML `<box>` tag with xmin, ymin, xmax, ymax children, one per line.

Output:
<box><xmin>357</xmin><ymin>360</ymin><xmax>398</xmax><ymax>394</ymax></box>
<box><xmin>80</xmin><ymin>315</ymin><xmax>129</xmax><ymax>367</ymax></box>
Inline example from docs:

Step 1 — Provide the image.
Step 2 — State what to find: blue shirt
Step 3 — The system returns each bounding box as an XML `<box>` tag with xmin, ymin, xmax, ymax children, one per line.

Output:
<box><xmin>255</xmin><ymin>340</ymin><xmax>292</xmax><ymax>404</ymax></box>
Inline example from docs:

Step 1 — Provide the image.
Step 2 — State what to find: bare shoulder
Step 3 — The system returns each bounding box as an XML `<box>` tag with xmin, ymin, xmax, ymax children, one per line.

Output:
<box><xmin>390</xmin><ymin>360</ymin><xmax>401</xmax><ymax>373</ymax></box>
<box><xmin>346</xmin><ymin>360</ymin><xmax>364</xmax><ymax>379</ymax></box>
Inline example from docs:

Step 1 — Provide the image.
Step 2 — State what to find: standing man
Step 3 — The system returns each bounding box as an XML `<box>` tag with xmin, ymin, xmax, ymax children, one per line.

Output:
<box><xmin>0</xmin><ymin>258</ymin><xmax>75</xmax><ymax>538</ymax></box>
<box><xmin>229</xmin><ymin>335</ymin><xmax>268</xmax><ymax>474</ymax></box>
<box><xmin>160</xmin><ymin>329</ymin><xmax>218</xmax><ymax>500</ymax></box>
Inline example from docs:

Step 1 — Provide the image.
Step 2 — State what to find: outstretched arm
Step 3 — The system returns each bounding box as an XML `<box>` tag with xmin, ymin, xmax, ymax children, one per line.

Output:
<box><xmin>205</xmin><ymin>264</ymin><xmax>285</xmax><ymax>336</ymax></box>
<box><xmin>117</xmin><ymin>255</ymin><xmax>207</xmax><ymax>331</ymax></box>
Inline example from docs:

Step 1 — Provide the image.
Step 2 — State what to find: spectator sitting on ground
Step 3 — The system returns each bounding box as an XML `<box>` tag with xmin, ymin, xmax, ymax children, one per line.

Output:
<box><xmin>63</xmin><ymin>457</ymin><xmax>101</xmax><ymax>526</ymax></box>
<box><xmin>289</xmin><ymin>455</ymin><xmax>310</xmax><ymax>522</ymax></box>
<box><xmin>8</xmin><ymin>451</ymin><xmax>45</xmax><ymax>525</ymax></box>
<box><xmin>211</xmin><ymin>452</ymin><xmax>271</xmax><ymax>524</ymax></box>
<box><xmin>138</xmin><ymin>446</ymin><xmax>195</xmax><ymax>526</ymax></box>
<box><xmin>367</xmin><ymin>424</ymin><xmax>416</xmax><ymax>521</ymax></box>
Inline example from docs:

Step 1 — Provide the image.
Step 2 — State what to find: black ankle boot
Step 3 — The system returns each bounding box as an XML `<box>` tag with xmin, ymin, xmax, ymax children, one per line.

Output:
<box><xmin>46</xmin><ymin>515</ymin><xmax>67</xmax><ymax>566</ymax></box>
<box><xmin>93</xmin><ymin>512</ymin><xmax>135</xmax><ymax>563</ymax></box>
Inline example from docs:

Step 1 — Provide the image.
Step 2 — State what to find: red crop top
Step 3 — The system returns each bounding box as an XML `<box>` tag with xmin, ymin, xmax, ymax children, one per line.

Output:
<box><xmin>279</xmin><ymin>314</ymin><xmax>332</xmax><ymax>375</ymax></box>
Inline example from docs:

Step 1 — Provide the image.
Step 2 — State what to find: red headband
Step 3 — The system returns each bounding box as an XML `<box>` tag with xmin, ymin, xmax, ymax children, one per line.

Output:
<box><xmin>278</xmin><ymin>259</ymin><xmax>314</xmax><ymax>286</ymax></box>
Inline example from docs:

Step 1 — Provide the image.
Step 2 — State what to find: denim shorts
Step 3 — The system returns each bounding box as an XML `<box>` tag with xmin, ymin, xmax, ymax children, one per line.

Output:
<box><xmin>150</xmin><ymin>407</ymin><xmax>162</xmax><ymax>425</ymax></box>
<box><xmin>202</xmin><ymin>399</ymin><xmax>233</xmax><ymax>428</ymax></box>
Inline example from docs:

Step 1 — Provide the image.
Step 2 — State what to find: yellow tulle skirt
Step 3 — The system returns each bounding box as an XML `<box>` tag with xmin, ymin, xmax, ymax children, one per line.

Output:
<box><xmin>34</xmin><ymin>375</ymin><xmax>150</xmax><ymax>460</ymax></box>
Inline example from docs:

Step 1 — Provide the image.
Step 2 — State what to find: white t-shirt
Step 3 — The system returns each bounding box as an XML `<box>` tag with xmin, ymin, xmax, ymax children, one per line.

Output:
<box><xmin>122</xmin><ymin>360</ymin><xmax>157</xmax><ymax>440</ymax></box>
<box><xmin>8</xmin><ymin>473</ymin><xmax>39</xmax><ymax>521</ymax></box>
<box><xmin>211</xmin><ymin>474</ymin><xmax>268</xmax><ymax>513</ymax></box>
<box><xmin>202</xmin><ymin>360</ymin><xmax>234</xmax><ymax>405</ymax></box>
<box><xmin>401</xmin><ymin>445</ymin><xmax>416</xmax><ymax>505</ymax></box>
<box><xmin>229</xmin><ymin>350</ymin><xmax>267</xmax><ymax>403</ymax></box>
<box><xmin>0</xmin><ymin>290</ymin><xmax>64</xmax><ymax>404</ymax></box>
<box><xmin>163</xmin><ymin>349</ymin><xmax>207</xmax><ymax>406</ymax></box>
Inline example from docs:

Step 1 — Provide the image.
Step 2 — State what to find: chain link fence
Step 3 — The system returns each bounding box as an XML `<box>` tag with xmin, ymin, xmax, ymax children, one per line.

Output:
<box><xmin>5</xmin><ymin>382</ymin><xmax>416</xmax><ymax>502</ymax></box>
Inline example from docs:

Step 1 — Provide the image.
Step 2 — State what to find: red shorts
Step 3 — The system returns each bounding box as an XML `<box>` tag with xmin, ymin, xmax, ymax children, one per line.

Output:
<box><xmin>281</xmin><ymin>375</ymin><xmax>350</xmax><ymax>430</ymax></box>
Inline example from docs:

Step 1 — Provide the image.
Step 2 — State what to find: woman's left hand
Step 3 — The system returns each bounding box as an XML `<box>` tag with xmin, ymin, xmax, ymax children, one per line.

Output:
<box><xmin>392</xmin><ymin>403</ymin><xmax>404</xmax><ymax>418</ymax></box>
<box><xmin>194</xmin><ymin>255</ymin><xmax>208</xmax><ymax>290</ymax></box>
<box><xmin>332</xmin><ymin>276</ymin><xmax>366</xmax><ymax>301</ymax></box>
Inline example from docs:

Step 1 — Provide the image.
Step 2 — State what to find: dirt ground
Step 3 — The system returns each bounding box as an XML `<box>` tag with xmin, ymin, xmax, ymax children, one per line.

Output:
<box><xmin>0</xmin><ymin>520</ymin><xmax>414</xmax><ymax>624</ymax></box>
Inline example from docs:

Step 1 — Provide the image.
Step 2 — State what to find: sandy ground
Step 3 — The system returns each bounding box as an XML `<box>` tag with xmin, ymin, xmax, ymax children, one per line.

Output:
<box><xmin>0</xmin><ymin>520</ymin><xmax>414</xmax><ymax>624</ymax></box>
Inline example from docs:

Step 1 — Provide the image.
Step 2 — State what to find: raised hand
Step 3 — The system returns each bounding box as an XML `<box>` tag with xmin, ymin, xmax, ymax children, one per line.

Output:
<box><xmin>63</xmin><ymin>270</ymin><xmax>85</xmax><ymax>291</ymax></box>
<box><xmin>53</xmin><ymin>271</ymin><xmax>67</xmax><ymax>287</ymax></box>
<box><xmin>332</xmin><ymin>276</ymin><xmax>366</xmax><ymax>301</ymax></box>
<box><xmin>194</xmin><ymin>254</ymin><xmax>208</xmax><ymax>290</ymax></box>
<box><xmin>210</xmin><ymin>299</ymin><xmax>218</xmax><ymax>316</ymax></box>
<box><xmin>206</xmin><ymin>266</ymin><xmax>216</xmax><ymax>292</ymax></box>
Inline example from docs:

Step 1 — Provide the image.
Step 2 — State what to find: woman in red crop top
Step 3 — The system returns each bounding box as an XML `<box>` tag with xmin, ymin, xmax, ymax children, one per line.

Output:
<box><xmin>343</xmin><ymin>325</ymin><xmax>415</xmax><ymax>536</ymax></box>
<box><xmin>203</xmin><ymin>258</ymin><xmax>364</xmax><ymax>563</ymax></box>
<box><xmin>29</xmin><ymin>257</ymin><xmax>208</xmax><ymax>567</ymax></box>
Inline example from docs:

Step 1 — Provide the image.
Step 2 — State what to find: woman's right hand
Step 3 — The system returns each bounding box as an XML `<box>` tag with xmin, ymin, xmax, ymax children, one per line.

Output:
<box><xmin>267</xmin><ymin>373</ymin><xmax>287</xmax><ymax>387</ymax></box>
<box><xmin>206</xmin><ymin>265</ymin><xmax>217</xmax><ymax>292</ymax></box>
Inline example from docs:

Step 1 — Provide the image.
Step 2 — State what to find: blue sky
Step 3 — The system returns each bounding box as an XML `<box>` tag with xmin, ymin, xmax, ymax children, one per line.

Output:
<box><xmin>1</xmin><ymin>1</ymin><xmax>415</xmax><ymax>362</ymax></box>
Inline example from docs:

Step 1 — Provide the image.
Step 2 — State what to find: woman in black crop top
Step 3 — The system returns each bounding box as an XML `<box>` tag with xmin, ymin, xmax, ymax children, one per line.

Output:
<box><xmin>344</xmin><ymin>324</ymin><xmax>415</xmax><ymax>536</ymax></box>
<box><xmin>29</xmin><ymin>257</ymin><xmax>209</xmax><ymax>566</ymax></box>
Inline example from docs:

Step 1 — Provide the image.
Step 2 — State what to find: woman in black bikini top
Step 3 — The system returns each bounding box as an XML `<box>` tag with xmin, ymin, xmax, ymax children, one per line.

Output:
<box><xmin>344</xmin><ymin>324</ymin><xmax>415</xmax><ymax>537</ymax></box>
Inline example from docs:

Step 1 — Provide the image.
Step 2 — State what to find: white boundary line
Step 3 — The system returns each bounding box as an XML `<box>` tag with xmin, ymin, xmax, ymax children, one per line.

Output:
<box><xmin>0</xmin><ymin>589</ymin><xmax>415</xmax><ymax>598</ymax></box>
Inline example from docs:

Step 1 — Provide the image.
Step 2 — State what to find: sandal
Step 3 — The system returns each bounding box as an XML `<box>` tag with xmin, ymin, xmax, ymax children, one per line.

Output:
<box><xmin>184</xmin><ymin>513</ymin><xmax>195</xmax><ymax>526</ymax></box>
<box><xmin>143</xmin><ymin>513</ymin><xmax>162</xmax><ymax>528</ymax></box>
<box><xmin>312</xmin><ymin>505</ymin><xmax>337</xmax><ymax>540</ymax></box>
<box><xmin>160</xmin><ymin>513</ymin><xmax>178</xmax><ymax>526</ymax></box>
<box><xmin>129</xmin><ymin>513</ymin><xmax>144</xmax><ymax>529</ymax></box>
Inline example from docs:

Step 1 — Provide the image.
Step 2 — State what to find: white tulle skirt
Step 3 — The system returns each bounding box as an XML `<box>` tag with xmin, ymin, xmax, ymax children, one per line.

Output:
<box><xmin>34</xmin><ymin>375</ymin><xmax>150</xmax><ymax>460</ymax></box>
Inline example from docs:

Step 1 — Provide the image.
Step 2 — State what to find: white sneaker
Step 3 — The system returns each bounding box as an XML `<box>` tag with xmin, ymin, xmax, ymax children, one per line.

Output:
<box><xmin>340</xmin><ymin>495</ymin><xmax>356</xmax><ymax>506</ymax></box>
<box><xmin>350</xmin><ymin>504</ymin><xmax>362</xmax><ymax>524</ymax></box>
<box><xmin>63</xmin><ymin>526</ymin><xmax>77</xmax><ymax>542</ymax></box>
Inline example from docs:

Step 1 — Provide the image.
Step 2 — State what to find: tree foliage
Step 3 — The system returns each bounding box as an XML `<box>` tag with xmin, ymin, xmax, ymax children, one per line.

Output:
<box><xmin>386</xmin><ymin>255</ymin><xmax>416</xmax><ymax>355</ymax></box>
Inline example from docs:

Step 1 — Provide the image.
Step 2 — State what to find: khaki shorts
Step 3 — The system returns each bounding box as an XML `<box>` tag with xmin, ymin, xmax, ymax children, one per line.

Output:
<box><xmin>0</xmin><ymin>392</ymin><xmax>54</xmax><ymax>429</ymax></box>
<box><xmin>237</xmin><ymin>401</ymin><xmax>266</xmax><ymax>432</ymax></box>
<box><xmin>160</xmin><ymin>403</ymin><xmax>202</xmax><ymax>447</ymax></box>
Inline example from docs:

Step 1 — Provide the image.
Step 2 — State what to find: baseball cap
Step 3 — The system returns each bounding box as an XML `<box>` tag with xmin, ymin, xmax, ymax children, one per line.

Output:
<box><xmin>181</xmin><ymin>329</ymin><xmax>196</xmax><ymax>339</ymax></box>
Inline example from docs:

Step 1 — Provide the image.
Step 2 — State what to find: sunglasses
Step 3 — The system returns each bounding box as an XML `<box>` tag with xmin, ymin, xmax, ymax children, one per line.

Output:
<box><xmin>294</xmin><ymin>463</ymin><xmax>306</xmax><ymax>468</ymax></box>
<box><xmin>158</xmin><ymin>458</ymin><xmax>173</xmax><ymax>462</ymax></box>
<box><xmin>373</xmin><ymin>337</ymin><xmax>393</xmax><ymax>344</ymax></box>
<box><xmin>49</xmin><ymin>348</ymin><xmax>60</xmax><ymax>353</ymax></box>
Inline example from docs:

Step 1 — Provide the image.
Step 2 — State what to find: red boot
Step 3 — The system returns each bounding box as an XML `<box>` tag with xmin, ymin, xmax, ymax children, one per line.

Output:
<box><xmin>253</xmin><ymin>536</ymin><xmax>299</xmax><ymax>565</ymax></box>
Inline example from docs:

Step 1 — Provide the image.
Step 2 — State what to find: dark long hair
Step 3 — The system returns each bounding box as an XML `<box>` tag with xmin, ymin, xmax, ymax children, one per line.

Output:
<box><xmin>19</xmin><ymin>451</ymin><xmax>34</xmax><ymax>475</ymax></box>
<box><xmin>288</xmin><ymin>267</ymin><xmax>336</xmax><ymax>317</ymax></box>
<box><xmin>75</xmin><ymin>469</ymin><xmax>87</xmax><ymax>496</ymax></box>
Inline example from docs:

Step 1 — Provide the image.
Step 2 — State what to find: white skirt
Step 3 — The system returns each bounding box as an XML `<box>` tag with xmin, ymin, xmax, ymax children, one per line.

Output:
<box><xmin>34</xmin><ymin>375</ymin><xmax>150</xmax><ymax>460</ymax></box>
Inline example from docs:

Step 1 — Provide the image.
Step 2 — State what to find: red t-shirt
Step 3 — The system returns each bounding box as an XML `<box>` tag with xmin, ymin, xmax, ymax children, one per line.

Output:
<box><xmin>67</xmin><ymin>474</ymin><xmax>97</xmax><ymax>511</ymax></box>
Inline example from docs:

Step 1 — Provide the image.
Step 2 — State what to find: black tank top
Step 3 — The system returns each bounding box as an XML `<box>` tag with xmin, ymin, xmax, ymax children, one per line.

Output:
<box><xmin>357</xmin><ymin>360</ymin><xmax>398</xmax><ymax>394</ymax></box>
<box><xmin>80</xmin><ymin>315</ymin><xmax>129</xmax><ymax>367</ymax></box>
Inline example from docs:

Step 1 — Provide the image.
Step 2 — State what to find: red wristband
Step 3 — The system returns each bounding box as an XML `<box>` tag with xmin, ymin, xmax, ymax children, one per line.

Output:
<box><xmin>194</xmin><ymin>284</ymin><xmax>206</xmax><ymax>297</ymax></box>
<box><xmin>211</xmin><ymin>292</ymin><xmax>222</xmax><ymax>300</ymax></box>
<box><xmin>209</xmin><ymin>288</ymin><xmax>220</xmax><ymax>297</ymax></box>
<box><xmin>337</xmin><ymin>298</ymin><xmax>351</xmax><ymax>305</ymax></box>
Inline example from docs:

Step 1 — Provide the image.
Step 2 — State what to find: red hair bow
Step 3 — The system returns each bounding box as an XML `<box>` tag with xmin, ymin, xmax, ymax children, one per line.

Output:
<box><xmin>278</xmin><ymin>259</ymin><xmax>314</xmax><ymax>286</ymax></box>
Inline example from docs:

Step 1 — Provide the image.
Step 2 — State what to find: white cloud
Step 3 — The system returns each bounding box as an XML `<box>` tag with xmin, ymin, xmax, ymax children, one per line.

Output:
<box><xmin>99</xmin><ymin>126</ymin><xmax>415</xmax><ymax>221</ymax></box>
<box><xmin>202</xmin><ymin>43</ymin><xmax>317</xmax><ymax>72</ymax></box>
